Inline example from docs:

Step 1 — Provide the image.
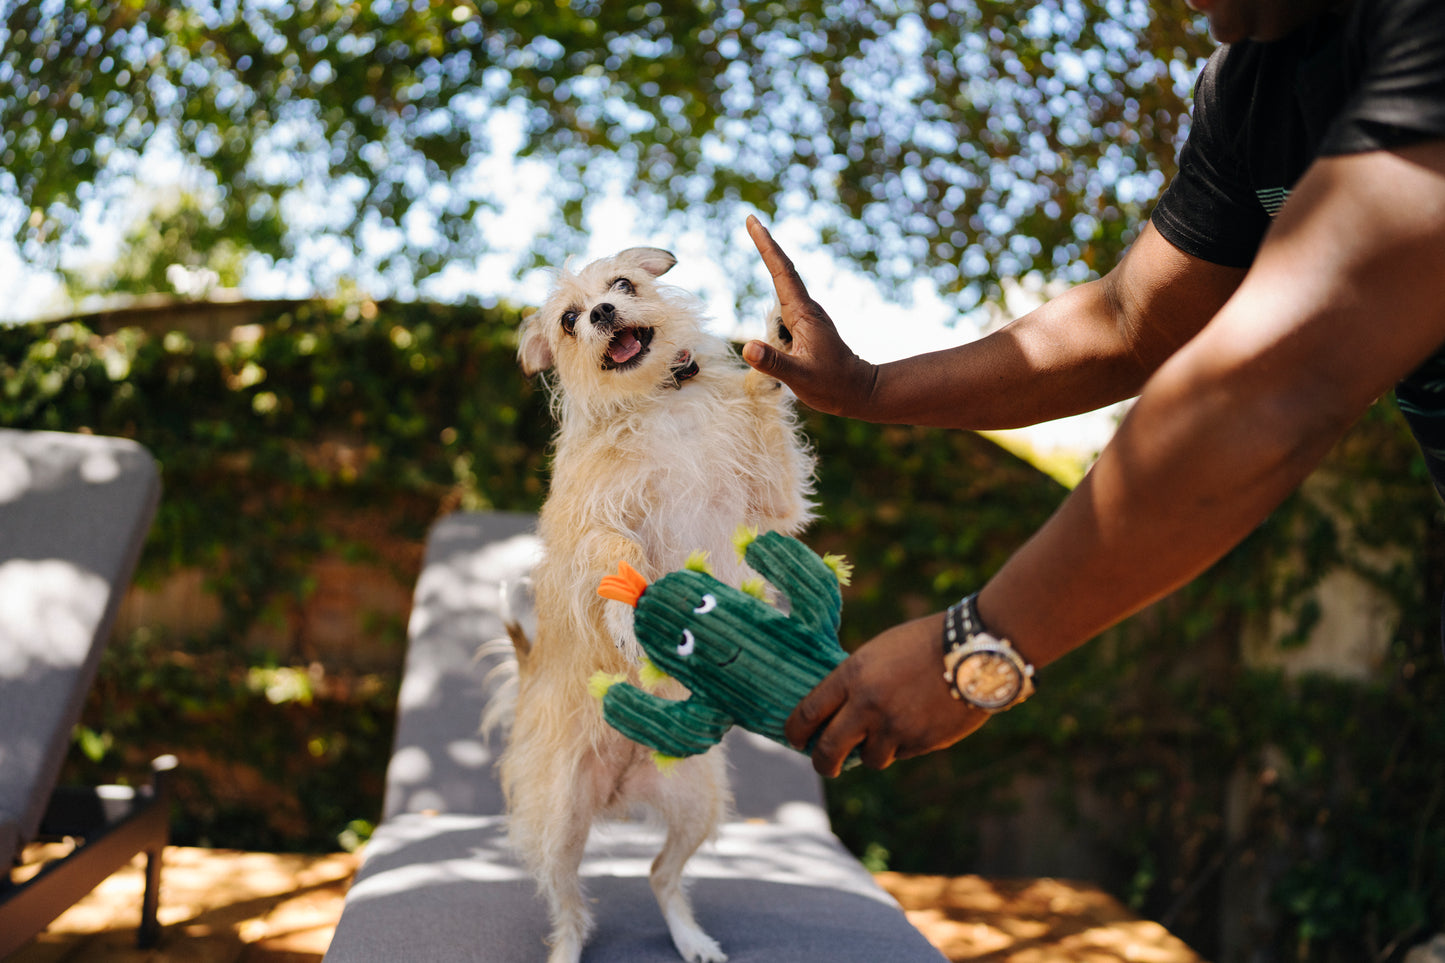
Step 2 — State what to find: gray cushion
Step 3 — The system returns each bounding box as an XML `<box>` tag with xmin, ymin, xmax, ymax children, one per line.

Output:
<box><xmin>0</xmin><ymin>430</ymin><xmax>160</xmax><ymax>865</ymax></box>
<box><xmin>384</xmin><ymin>511</ymin><xmax>539</xmax><ymax>820</ymax></box>
<box><xmin>326</xmin><ymin>813</ymin><xmax>943</xmax><ymax>962</ymax></box>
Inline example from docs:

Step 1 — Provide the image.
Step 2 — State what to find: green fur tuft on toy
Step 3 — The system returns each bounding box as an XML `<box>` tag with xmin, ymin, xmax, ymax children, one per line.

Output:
<box><xmin>592</xmin><ymin>530</ymin><xmax>859</xmax><ymax>769</ymax></box>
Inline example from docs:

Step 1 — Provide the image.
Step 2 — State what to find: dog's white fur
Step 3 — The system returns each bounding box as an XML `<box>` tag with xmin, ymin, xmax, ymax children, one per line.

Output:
<box><xmin>498</xmin><ymin>247</ymin><xmax>814</xmax><ymax>963</ymax></box>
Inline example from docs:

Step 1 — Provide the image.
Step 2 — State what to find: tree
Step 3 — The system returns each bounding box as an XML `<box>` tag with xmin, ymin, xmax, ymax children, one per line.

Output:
<box><xmin>1</xmin><ymin>0</ymin><xmax>1211</xmax><ymax>307</ymax></box>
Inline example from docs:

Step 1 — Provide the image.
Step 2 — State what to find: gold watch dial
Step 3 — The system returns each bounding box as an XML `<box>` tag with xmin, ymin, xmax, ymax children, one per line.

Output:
<box><xmin>955</xmin><ymin>652</ymin><xmax>1023</xmax><ymax>710</ymax></box>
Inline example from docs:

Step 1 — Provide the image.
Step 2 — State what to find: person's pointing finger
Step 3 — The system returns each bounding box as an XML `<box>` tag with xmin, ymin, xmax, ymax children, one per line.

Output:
<box><xmin>747</xmin><ymin>215</ymin><xmax>812</xmax><ymax>306</ymax></box>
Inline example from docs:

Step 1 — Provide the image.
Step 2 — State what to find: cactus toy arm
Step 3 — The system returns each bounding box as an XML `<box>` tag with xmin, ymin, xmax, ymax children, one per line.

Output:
<box><xmin>593</xmin><ymin>673</ymin><xmax>735</xmax><ymax>759</ymax></box>
<box><xmin>739</xmin><ymin>530</ymin><xmax>849</xmax><ymax>637</ymax></box>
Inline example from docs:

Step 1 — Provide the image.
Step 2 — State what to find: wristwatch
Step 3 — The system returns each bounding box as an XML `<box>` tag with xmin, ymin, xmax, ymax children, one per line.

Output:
<box><xmin>941</xmin><ymin>593</ymin><xmax>1036</xmax><ymax>712</ymax></box>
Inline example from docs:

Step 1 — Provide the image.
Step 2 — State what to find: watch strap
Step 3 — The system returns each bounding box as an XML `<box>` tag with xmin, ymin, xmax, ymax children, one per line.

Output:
<box><xmin>943</xmin><ymin>592</ymin><xmax>985</xmax><ymax>655</ymax></box>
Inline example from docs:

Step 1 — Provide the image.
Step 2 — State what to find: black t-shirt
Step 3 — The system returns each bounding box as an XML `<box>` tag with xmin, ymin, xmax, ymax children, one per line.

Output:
<box><xmin>1151</xmin><ymin>0</ymin><xmax>1445</xmax><ymax>497</ymax></box>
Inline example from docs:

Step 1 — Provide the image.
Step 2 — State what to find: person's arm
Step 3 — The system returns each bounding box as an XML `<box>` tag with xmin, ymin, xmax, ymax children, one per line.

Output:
<box><xmin>783</xmin><ymin>139</ymin><xmax>1445</xmax><ymax>777</ymax></box>
<box><xmin>743</xmin><ymin>216</ymin><xmax>1246</xmax><ymax>428</ymax></box>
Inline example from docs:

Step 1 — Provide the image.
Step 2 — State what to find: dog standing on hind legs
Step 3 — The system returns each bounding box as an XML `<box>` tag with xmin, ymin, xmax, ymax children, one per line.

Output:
<box><xmin>494</xmin><ymin>246</ymin><xmax>815</xmax><ymax>963</ymax></box>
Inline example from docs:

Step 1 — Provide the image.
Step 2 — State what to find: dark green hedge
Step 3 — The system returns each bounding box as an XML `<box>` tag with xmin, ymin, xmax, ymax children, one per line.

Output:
<box><xmin>5</xmin><ymin>301</ymin><xmax>1444</xmax><ymax>961</ymax></box>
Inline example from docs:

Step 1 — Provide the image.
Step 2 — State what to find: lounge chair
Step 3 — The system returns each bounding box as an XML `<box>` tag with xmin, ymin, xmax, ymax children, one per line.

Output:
<box><xmin>325</xmin><ymin>512</ymin><xmax>943</xmax><ymax>961</ymax></box>
<box><xmin>0</xmin><ymin>429</ymin><xmax>175</xmax><ymax>956</ymax></box>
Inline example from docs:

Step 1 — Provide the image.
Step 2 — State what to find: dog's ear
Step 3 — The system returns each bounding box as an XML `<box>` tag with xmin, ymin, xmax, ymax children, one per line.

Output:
<box><xmin>517</xmin><ymin>312</ymin><xmax>554</xmax><ymax>376</ymax></box>
<box><xmin>617</xmin><ymin>247</ymin><xmax>677</xmax><ymax>278</ymax></box>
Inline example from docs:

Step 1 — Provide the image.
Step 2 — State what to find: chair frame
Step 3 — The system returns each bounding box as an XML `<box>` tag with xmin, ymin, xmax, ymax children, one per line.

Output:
<box><xmin>0</xmin><ymin>755</ymin><xmax>177</xmax><ymax>956</ymax></box>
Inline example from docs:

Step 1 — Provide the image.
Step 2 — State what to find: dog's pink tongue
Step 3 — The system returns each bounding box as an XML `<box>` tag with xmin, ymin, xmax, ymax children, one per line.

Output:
<box><xmin>608</xmin><ymin>331</ymin><xmax>643</xmax><ymax>364</ymax></box>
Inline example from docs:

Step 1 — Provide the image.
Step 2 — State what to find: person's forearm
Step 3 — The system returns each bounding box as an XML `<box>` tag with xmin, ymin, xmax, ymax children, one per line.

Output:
<box><xmin>975</xmin><ymin>321</ymin><xmax>1360</xmax><ymax>670</ymax></box>
<box><xmin>854</xmin><ymin>224</ymin><xmax>1245</xmax><ymax>431</ymax></box>
<box><xmin>858</xmin><ymin>278</ymin><xmax>1150</xmax><ymax>429</ymax></box>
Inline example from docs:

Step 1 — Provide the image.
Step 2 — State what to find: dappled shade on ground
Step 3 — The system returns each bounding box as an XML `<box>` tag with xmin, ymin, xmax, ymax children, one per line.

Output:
<box><xmin>877</xmin><ymin>872</ymin><xmax>1205</xmax><ymax>962</ymax></box>
<box><xmin>11</xmin><ymin>845</ymin><xmax>1204</xmax><ymax>962</ymax></box>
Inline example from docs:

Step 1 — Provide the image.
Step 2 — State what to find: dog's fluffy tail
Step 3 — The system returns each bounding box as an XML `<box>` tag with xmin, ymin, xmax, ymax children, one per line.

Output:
<box><xmin>476</xmin><ymin>636</ymin><xmax>519</xmax><ymax>744</ymax></box>
<box><xmin>477</xmin><ymin>577</ymin><xmax>533</xmax><ymax>744</ymax></box>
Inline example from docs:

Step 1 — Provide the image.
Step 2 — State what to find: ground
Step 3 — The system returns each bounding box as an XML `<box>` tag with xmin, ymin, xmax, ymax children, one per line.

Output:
<box><xmin>11</xmin><ymin>843</ymin><xmax>1205</xmax><ymax>962</ymax></box>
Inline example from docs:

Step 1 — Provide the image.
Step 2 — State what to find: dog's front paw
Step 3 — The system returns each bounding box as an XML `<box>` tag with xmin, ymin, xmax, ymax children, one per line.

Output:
<box><xmin>603</xmin><ymin>599</ymin><xmax>644</xmax><ymax>663</ymax></box>
<box><xmin>766</xmin><ymin>307</ymin><xmax>793</xmax><ymax>353</ymax></box>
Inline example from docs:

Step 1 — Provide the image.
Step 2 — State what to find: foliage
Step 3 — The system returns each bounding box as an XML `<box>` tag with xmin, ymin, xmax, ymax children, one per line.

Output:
<box><xmin>1</xmin><ymin>0</ymin><xmax>1211</xmax><ymax>305</ymax></box>
<box><xmin>5</xmin><ymin>302</ymin><xmax>1444</xmax><ymax>959</ymax></box>
<box><xmin>73</xmin><ymin>627</ymin><xmax>398</xmax><ymax>853</ymax></box>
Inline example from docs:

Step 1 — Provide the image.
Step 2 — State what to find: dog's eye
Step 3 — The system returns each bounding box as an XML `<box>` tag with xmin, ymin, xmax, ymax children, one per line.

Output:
<box><xmin>613</xmin><ymin>277</ymin><xmax>634</xmax><ymax>295</ymax></box>
<box><xmin>676</xmin><ymin>629</ymin><xmax>696</xmax><ymax>657</ymax></box>
<box><xmin>561</xmin><ymin>311</ymin><xmax>578</xmax><ymax>335</ymax></box>
<box><xmin>693</xmin><ymin>594</ymin><xmax>717</xmax><ymax>615</ymax></box>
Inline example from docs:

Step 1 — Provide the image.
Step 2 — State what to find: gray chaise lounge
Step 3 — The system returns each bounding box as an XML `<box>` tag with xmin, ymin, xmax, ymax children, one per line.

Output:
<box><xmin>0</xmin><ymin>429</ymin><xmax>175</xmax><ymax>955</ymax></box>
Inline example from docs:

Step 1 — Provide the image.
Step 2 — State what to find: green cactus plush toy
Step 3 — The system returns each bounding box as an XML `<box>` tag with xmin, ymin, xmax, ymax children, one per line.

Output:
<box><xmin>590</xmin><ymin>528</ymin><xmax>859</xmax><ymax>769</ymax></box>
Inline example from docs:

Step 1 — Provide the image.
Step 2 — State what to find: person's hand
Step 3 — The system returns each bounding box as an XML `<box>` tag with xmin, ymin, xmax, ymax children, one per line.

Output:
<box><xmin>784</xmin><ymin>613</ymin><xmax>991</xmax><ymax>777</ymax></box>
<box><xmin>744</xmin><ymin>215</ymin><xmax>879</xmax><ymax>417</ymax></box>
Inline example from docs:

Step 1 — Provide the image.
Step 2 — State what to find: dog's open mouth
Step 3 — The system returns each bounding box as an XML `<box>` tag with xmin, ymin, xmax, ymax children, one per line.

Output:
<box><xmin>601</xmin><ymin>326</ymin><xmax>654</xmax><ymax>370</ymax></box>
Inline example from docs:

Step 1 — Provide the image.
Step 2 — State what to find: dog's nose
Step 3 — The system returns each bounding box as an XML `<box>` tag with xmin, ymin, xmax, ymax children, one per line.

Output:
<box><xmin>590</xmin><ymin>303</ymin><xmax>616</xmax><ymax>326</ymax></box>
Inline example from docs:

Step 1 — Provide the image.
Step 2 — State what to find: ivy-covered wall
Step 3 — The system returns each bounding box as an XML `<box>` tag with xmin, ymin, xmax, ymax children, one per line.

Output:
<box><xmin>4</xmin><ymin>300</ymin><xmax>1443</xmax><ymax>962</ymax></box>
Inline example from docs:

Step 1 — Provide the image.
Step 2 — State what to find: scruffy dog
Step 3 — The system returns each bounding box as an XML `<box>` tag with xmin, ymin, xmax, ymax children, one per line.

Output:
<box><xmin>499</xmin><ymin>247</ymin><xmax>814</xmax><ymax>963</ymax></box>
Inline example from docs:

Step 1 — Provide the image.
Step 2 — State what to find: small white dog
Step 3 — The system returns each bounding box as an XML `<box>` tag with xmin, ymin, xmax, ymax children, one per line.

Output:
<box><xmin>497</xmin><ymin>247</ymin><xmax>815</xmax><ymax>963</ymax></box>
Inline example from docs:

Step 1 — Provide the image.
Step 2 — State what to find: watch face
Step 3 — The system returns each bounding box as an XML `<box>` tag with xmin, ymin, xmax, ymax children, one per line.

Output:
<box><xmin>954</xmin><ymin>651</ymin><xmax>1023</xmax><ymax>710</ymax></box>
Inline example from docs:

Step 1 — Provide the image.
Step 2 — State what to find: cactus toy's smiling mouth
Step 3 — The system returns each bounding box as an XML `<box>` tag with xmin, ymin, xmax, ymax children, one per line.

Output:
<box><xmin>710</xmin><ymin>644</ymin><xmax>741</xmax><ymax>668</ymax></box>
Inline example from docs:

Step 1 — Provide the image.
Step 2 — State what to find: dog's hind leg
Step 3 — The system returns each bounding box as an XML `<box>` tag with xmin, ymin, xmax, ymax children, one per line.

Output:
<box><xmin>645</xmin><ymin>752</ymin><xmax>729</xmax><ymax>963</ymax></box>
<box><xmin>505</xmin><ymin>756</ymin><xmax>597</xmax><ymax>963</ymax></box>
<box><xmin>541</xmin><ymin>827</ymin><xmax>593</xmax><ymax>963</ymax></box>
<box><xmin>522</xmin><ymin>799</ymin><xmax>594</xmax><ymax>963</ymax></box>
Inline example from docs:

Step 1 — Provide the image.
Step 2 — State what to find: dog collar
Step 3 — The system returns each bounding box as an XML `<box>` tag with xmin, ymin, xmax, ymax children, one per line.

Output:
<box><xmin>668</xmin><ymin>350</ymin><xmax>700</xmax><ymax>388</ymax></box>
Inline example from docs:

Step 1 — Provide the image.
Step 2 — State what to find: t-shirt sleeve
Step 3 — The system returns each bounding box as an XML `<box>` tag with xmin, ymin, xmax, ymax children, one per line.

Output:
<box><xmin>1149</xmin><ymin>47</ymin><xmax>1271</xmax><ymax>269</ymax></box>
<box><xmin>1320</xmin><ymin>0</ymin><xmax>1445</xmax><ymax>155</ymax></box>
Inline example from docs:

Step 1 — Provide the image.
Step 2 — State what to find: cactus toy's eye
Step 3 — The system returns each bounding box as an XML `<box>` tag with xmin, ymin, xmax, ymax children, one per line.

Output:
<box><xmin>693</xmin><ymin>594</ymin><xmax>717</xmax><ymax>615</ymax></box>
<box><xmin>677</xmin><ymin>629</ymin><xmax>696</xmax><ymax>657</ymax></box>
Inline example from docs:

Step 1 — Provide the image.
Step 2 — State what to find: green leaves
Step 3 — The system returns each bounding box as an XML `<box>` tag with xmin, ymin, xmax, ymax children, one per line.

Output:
<box><xmin>3</xmin><ymin>1</ymin><xmax>1212</xmax><ymax>304</ymax></box>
